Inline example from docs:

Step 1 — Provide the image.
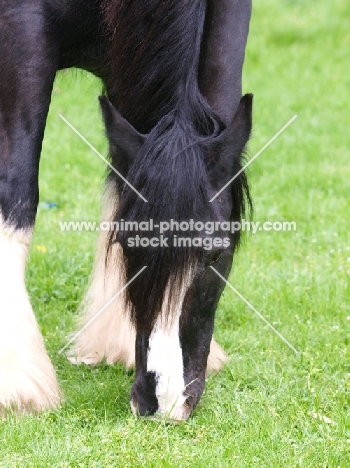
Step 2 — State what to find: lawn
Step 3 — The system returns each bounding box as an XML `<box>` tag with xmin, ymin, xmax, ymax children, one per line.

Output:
<box><xmin>1</xmin><ymin>0</ymin><xmax>349</xmax><ymax>466</ymax></box>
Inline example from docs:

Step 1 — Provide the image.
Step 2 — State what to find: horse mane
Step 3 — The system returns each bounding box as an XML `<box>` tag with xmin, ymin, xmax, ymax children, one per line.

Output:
<box><xmin>103</xmin><ymin>0</ymin><xmax>250</xmax><ymax>332</ymax></box>
<box><xmin>103</xmin><ymin>0</ymin><xmax>214</xmax><ymax>132</ymax></box>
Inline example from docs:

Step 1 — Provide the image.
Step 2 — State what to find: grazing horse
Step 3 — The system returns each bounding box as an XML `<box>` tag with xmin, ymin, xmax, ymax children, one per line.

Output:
<box><xmin>0</xmin><ymin>0</ymin><xmax>252</xmax><ymax>420</ymax></box>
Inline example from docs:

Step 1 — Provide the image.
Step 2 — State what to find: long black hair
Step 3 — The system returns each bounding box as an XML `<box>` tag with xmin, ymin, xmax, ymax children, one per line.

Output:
<box><xmin>102</xmin><ymin>0</ymin><xmax>251</xmax><ymax>332</ymax></box>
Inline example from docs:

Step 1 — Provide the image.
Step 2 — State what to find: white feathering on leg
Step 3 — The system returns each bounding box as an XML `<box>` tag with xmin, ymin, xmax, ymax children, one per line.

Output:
<box><xmin>0</xmin><ymin>219</ymin><xmax>60</xmax><ymax>414</ymax></box>
<box><xmin>206</xmin><ymin>339</ymin><xmax>228</xmax><ymax>376</ymax></box>
<box><xmin>68</xmin><ymin>182</ymin><xmax>136</xmax><ymax>368</ymax></box>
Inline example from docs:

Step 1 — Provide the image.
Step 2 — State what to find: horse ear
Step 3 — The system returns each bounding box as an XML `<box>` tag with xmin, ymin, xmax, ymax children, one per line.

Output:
<box><xmin>224</xmin><ymin>93</ymin><xmax>253</xmax><ymax>154</ymax></box>
<box><xmin>99</xmin><ymin>96</ymin><xmax>146</xmax><ymax>172</ymax></box>
<box><xmin>208</xmin><ymin>94</ymin><xmax>253</xmax><ymax>184</ymax></box>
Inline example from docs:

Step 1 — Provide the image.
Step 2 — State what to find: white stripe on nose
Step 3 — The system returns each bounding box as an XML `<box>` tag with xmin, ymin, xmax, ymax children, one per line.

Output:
<box><xmin>146</xmin><ymin>274</ymin><xmax>192</xmax><ymax>420</ymax></box>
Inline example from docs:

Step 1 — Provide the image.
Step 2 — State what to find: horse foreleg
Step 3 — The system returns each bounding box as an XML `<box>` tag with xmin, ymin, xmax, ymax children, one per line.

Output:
<box><xmin>0</xmin><ymin>7</ymin><xmax>59</xmax><ymax>413</ymax></box>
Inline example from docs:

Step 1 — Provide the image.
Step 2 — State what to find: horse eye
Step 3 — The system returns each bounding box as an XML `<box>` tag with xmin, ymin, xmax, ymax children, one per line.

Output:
<box><xmin>209</xmin><ymin>253</ymin><xmax>222</xmax><ymax>266</ymax></box>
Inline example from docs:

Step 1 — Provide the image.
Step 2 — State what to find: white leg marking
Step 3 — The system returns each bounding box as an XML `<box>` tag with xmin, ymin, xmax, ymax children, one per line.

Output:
<box><xmin>68</xmin><ymin>182</ymin><xmax>135</xmax><ymax>368</ymax></box>
<box><xmin>147</xmin><ymin>280</ymin><xmax>191</xmax><ymax>421</ymax></box>
<box><xmin>0</xmin><ymin>221</ymin><xmax>60</xmax><ymax>413</ymax></box>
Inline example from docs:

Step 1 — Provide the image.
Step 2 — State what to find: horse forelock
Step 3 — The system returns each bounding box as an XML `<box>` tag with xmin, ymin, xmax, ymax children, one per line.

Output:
<box><xmin>113</xmin><ymin>109</ymin><xmax>221</xmax><ymax>333</ymax></box>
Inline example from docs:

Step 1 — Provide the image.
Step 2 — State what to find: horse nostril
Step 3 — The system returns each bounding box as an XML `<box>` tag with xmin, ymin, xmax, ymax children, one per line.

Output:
<box><xmin>138</xmin><ymin>403</ymin><xmax>158</xmax><ymax>417</ymax></box>
<box><xmin>131</xmin><ymin>400</ymin><xmax>158</xmax><ymax>417</ymax></box>
<box><xmin>130</xmin><ymin>371</ymin><xmax>159</xmax><ymax>417</ymax></box>
<box><xmin>130</xmin><ymin>386</ymin><xmax>159</xmax><ymax>418</ymax></box>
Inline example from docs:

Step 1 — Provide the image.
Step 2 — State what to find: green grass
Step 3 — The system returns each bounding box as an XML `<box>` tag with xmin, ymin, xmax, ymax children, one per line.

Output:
<box><xmin>1</xmin><ymin>0</ymin><xmax>349</xmax><ymax>466</ymax></box>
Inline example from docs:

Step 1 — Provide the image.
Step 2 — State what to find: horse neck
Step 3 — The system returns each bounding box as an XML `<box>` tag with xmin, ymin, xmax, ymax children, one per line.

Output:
<box><xmin>104</xmin><ymin>0</ymin><xmax>207</xmax><ymax>132</ymax></box>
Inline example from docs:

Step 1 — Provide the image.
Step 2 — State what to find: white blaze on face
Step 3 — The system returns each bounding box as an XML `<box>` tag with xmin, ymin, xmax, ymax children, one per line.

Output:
<box><xmin>146</xmin><ymin>273</ymin><xmax>192</xmax><ymax>421</ymax></box>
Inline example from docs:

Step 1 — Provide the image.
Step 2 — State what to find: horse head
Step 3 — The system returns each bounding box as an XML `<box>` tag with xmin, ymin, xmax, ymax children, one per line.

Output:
<box><xmin>99</xmin><ymin>92</ymin><xmax>252</xmax><ymax>420</ymax></box>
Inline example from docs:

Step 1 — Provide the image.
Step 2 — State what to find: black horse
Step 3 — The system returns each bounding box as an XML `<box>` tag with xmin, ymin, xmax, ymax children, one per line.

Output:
<box><xmin>0</xmin><ymin>0</ymin><xmax>252</xmax><ymax>420</ymax></box>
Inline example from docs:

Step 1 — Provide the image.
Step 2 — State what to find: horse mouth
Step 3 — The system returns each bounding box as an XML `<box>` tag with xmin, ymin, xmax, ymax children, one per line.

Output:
<box><xmin>130</xmin><ymin>395</ymin><xmax>192</xmax><ymax>422</ymax></box>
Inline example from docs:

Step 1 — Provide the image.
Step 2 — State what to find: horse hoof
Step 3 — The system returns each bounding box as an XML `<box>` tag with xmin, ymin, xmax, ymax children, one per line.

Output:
<box><xmin>67</xmin><ymin>349</ymin><xmax>103</xmax><ymax>366</ymax></box>
<box><xmin>67</xmin><ymin>337</ymin><xmax>135</xmax><ymax>368</ymax></box>
<box><xmin>0</xmin><ymin>348</ymin><xmax>60</xmax><ymax>416</ymax></box>
<box><xmin>0</xmin><ymin>309</ymin><xmax>60</xmax><ymax>415</ymax></box>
